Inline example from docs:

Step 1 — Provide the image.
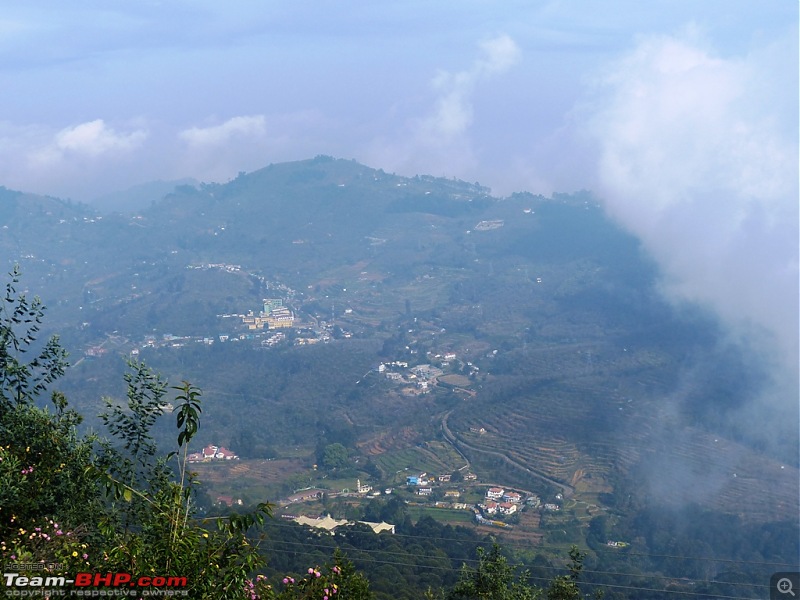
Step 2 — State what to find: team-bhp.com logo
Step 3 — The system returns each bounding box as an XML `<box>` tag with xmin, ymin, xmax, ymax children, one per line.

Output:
<box><xmin>3</xmin><ymin>571</ymin><xmax>188</xmax><ymax>596</ymax></box>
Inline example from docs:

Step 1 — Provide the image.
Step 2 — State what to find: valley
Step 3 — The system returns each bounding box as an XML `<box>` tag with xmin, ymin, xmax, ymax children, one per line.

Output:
<box><xmin>1</xmin><ymin>157</ymin><xmax>797</xmax><ymax>592</ymax></box>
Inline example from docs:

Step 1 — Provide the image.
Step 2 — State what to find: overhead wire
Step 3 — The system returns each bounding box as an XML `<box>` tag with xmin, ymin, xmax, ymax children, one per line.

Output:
<box><xmin>257</xmin><ymin>538</ymin><xmax>770</xmax><ymax>600</ymax></box>
<box><xmin>260</xmin><ymin>517</ymin><xmax>799</xmax><ymax>568</ymax></box>
<box><xmin>257</xmin><ymin>533</ymin><xmax>775</xmax><ymax>593</ymax></box>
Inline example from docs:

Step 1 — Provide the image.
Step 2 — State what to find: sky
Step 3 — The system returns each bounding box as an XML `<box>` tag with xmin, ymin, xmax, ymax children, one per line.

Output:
<box><xmin>1</xmin><ymin>1</ymin><xmax>798</xmax><ymax>416</ymax></box>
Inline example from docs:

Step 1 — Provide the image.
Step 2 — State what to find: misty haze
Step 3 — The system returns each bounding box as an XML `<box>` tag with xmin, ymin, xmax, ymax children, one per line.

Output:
<box><xmin>0</xmin><ymin>3</ymin><xmax>797</xmax><ymax>599</ymax></box>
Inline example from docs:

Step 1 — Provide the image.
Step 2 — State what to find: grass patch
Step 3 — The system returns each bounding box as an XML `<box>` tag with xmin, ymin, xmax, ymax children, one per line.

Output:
<box><xmin>375</xmin><ymin>446</ymin><xmax>463</xmax><ymax>483</ymax></box>
<box><xmin>407</xmin><ymin>505</ymin><xmax>476</xmax><ymax>525</ymax></box>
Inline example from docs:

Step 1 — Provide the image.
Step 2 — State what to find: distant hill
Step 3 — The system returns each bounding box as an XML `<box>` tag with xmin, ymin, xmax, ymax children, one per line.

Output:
<box><xmin>0</xmin><ymin>157</ymin><xmax>796</xmax><ymax>570</ymax></box>
<box><xmin>89</xmin><ymin>178</ymin><xmax>199</xmax><ymax>214</ymax></box>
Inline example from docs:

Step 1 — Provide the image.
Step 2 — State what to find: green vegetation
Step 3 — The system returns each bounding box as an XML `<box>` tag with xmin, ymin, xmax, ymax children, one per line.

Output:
<box><xmin>374</xmin><ymin>445</ymin><xmax>464</xmax><ymax>482</ymax></box>
<box><xmin>0</xmin><ymin>271</ymin><xmax>355</xmax><ymax>598</ymax></box>
<box><xmin>1</xmin><ymin>268</ymin><xmax>603</xmax><ymax>600</ymax></box>
<box><xmin>321</xmin><ymin>442</ymin><xmax>349</xmax><ymax>471</ymax></box>
<box><xmin>1</xmin><ymin>157</ymin><xmax>797</xmax><ymax>596</ymax></box>
<box><xmin>444</xmin><ymin>544</ymin><xmax>595</xmax><ymax>600</ymax></box>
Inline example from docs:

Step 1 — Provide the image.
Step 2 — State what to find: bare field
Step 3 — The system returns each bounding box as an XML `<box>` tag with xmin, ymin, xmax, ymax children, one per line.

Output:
<box><xmin>192</xmin><ymin>458</ymin><xmax>306</xmax><ymax>485</ymax></box>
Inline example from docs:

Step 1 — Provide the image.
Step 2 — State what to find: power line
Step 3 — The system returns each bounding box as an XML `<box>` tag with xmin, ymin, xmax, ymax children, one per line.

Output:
<box><xmin>261</xmin><ymin>518</ymin><xmax>799</xmax><ymax>568</ymax></box>
<box><xmin>258</xmin><ymin>539</ymin><xmax>768</xmax><ymax>600</ymax></box>
<box><xmin>258</xmin><ymin>536</ymin><xmax>773</xmax><ymax>592</ymax></box>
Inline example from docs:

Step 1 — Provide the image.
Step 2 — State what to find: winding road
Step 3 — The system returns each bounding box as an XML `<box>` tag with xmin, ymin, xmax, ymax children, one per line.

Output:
<box><xmin>440</xmin><ymin>410</ymin><xmax>575</xmax><ymax>498</ymax></box>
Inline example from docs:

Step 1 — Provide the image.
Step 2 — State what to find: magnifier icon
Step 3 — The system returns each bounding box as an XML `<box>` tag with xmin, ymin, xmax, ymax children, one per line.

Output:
<box><xmin>778</xmin><ymin>578</ymin><xmax>795</xmax><ymax>596</ymax></box>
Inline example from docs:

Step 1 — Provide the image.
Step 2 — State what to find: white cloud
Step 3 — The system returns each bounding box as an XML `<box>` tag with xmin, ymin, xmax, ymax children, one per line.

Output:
<box><xmin>476</xmin><ymin>34</ymin><xmax>522</xmax><ymax>74</ymax></box>
<box><xmin>174</xmin><ymin>115</ymin><xmax>274</xmax><ymax>184</ymax></box>
<box><xmin>422</xmin><ymin>34</ymin><xmax>521</xmax><ymax>140</ymax></box>
<box><xmin>591</xmin><ymin>34</ymin><xmax>794</xmax><ymax>219</ymax></box>
<box><xmin>57</xmin><ymin>119</ymin><xmax>146</xmax><ymax>155</ymax></box>
<box><xmin>0</xmin><ymin>119</ymin><xmax>153</xmax><ymax>199</ymax></box>
<box><xmin>31</xmin><ymin>119</ymin><xmax>147</xmax><ymax>165</ymax></box>
<box><xmin>179</xmin><ymin>115</ymin><xmax>266</xmax><ymax>147</ymax></box>
<box><xmin>585</xmin><ymin>29</ymin><xmax>798</xmax><ymax>412</ymax></box>
<box><xmin>366</xmin><ymin>34</ymin><xmax>520</xmax><ymax>180</ymax></box>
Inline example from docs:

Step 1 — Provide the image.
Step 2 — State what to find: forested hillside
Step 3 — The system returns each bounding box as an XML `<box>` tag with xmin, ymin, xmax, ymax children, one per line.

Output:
<box><xmin>1</xmin><ymin>157</ymin><xmax>796</xmax><ymax>597</ymax></box>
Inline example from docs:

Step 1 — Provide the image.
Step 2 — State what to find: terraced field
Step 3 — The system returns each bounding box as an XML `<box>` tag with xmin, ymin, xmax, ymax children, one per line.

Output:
<box><xmin>442</xmin><ymin>343</ymin><xmax>799</xmax><ymax>522</ymax></box>
<box><xmin>447</xmin><ymin>385</ymin><xmax>622</xmax><ymax>489</ymax></box>
<box><xmin>370</xmin><ymin>441</ymin><xmax>466</xmax><ymax>482</ymax></box>
<box><xmin>358</xmin><ymin>427</ymin><xmax>422</xmax><ymax>455</ymax></box>
<box><xmin>192</xmin><ymin>458</ymin><xmax>306</xmax><ymax>492</ymax></box>
<box><xmin>630</xmin><ymin>421</ymin><xmax>799</xmax><ymax>523</ymax></box>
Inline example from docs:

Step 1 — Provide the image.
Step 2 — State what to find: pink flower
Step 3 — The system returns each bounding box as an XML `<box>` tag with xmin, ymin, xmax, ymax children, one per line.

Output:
<box><xmin>308</xmin><ymin>568</ymin><xmax>314</xmax><ymax>574</ymax></box>
<box><xmin>82</xmin><ymin>554</ymin><xmax>88</xmax><ymax>560</ymax></box>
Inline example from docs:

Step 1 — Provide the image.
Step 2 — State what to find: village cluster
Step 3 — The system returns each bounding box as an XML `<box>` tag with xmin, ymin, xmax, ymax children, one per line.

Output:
<box><xmin>83</xmin><ymin>264</ymin><xmax>316</xmax><ymax>359</ymax></box>
<box><xmin>380</xmin><ymin>362</ymin><xmax>442</xmax><ymax>393</ymax></box>
<box><xmin>401</xmin><ymin>472</ymin><xmax>548</xmax><ymax>527</ymax></box>
<box><xmin>187</xmin><ymin>444</ymin><xmax>240</xmax><ymax>462</ymax></box>
<box><xmin>250</xmin><ymin>467</ymin><xmax>558</xmax><ymax>531</ymax></box>
<box><xmin>78</xmin><ymin>263</ymin><xmax>560</xmax><ymax>533</ymax></box>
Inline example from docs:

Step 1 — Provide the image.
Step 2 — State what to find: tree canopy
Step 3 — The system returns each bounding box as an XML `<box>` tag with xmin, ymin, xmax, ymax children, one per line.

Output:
<box><xmin>0</xmin><ymin>267</ymin><xmax>593</xmax><ymax>600</ymax></box>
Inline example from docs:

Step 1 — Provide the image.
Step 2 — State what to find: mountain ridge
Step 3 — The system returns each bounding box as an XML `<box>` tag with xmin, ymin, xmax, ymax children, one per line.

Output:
<box><xmin>0</xmin><ymin>157</ymin><xmax>795</xmax><ymax>538</ymax></box>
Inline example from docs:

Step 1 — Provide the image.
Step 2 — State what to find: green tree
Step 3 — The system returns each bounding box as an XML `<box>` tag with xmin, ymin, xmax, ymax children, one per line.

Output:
<box><xmin>250</xmin><ymin>549</ymin><xmax>372</xmax><ymax>599</ymax></box>
<box><xmin>322</xmin><ymin>442</ymin><xmax>349</xmax><ymax>471</ymax></box>
<box><xmin>447</xmin><ymin>543</ymin><xmax>539</xmax><ymax>600</ymax></box>
<box><xmin>0</xmin><ymin>268</ymin><xmax>595</xmax><ymax>600</ymax></box>
<box><xmin>0</xmin><ymin>392</ymin><xmax>98</xmax><ymax>535</ymax></box>
<box><xmin>444</xmin><ymin>543</ymin><xmax>597</xmax><ymax>600</ymax></box>
<box><xmin>0</xmin><ymin>265</ymin><xmax>68</xmax><ymax>410</ymax></box>
<box><xmin>0</xmin><ymin>268</ymin><xmax>370</xmax><ymax>599</ymax></box>
<box><xmin>0</xmin><ymin>266</ymin><xmax>99</xmax><ymax>564</ymax></box>
<box><xmin>545</xmin><ymin>546</ymin><xmax>593</xmax><ymax>600</ymax></box>
<box><xmin>93</xmin><ymin>367</ymin><xmax>274</xmax><ymax>599</ymax></box>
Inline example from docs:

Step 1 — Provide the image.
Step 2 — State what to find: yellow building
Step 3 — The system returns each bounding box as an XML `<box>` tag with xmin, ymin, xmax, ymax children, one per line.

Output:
<box><xmin>266</xmin><ymin>307</ymin><xmax>294</xmax><ymax>328</ymax></box>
